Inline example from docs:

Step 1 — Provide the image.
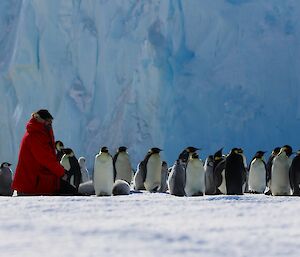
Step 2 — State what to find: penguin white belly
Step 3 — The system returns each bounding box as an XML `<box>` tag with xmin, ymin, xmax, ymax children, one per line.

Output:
<box><xmin>248</xmin><ymin>161</ymin><xmax>266</xmax><ymax>193</ymax></box>
<box><xmin>288</xmin><ymin>158</ymin><xmax>293</xmax><ymax>168</ymax></box>
<box><xmin>60</xmin><ymin>155</ymin><xmax>76</xmax><ymax>187</ymax></box>
<box><xmin>133</xmin><ymin>170</ymin><xmax>144</xmax><ymax>190</ymax></box>
<box><xmin>185</xmin><ymin>160</ymin><xmax>205</xmax><ymax>196</ymax></box>
<box><xmin>218</xmin><ymin>169</ymin><xmax>227</xmax><ymax>194</ymax></box>
<box><xmin>60</xmin><ymin>155</ymin><xmax>70</xmax><ymax>171</ymax></box>
<box><xmin>94</xmin><ymin>154</ymin><xmax>114</xmax><ymax>196</ymax></box>
<box><xmin>115</xmin><ymin>153</ymin><xmax>132</xmax><ymax>183</ymax></box>
<box><xmin>144</xmin><ymin>154</ymin><xmax>161</xmax><ymax>192</ymax></box>
<box><xmin>167</xmin><ymin>165</ymin><xmax>176</xmax><ymax>193</ymax></box>
<box><xmin>70</xmin><ymin>176</ymin><xmax>75</xmax><ymax>187</ymax></box>
<box><xmin>271</xmin><ymin>156</ymin><xmax>291</xmax><ymax>196</ymax></box>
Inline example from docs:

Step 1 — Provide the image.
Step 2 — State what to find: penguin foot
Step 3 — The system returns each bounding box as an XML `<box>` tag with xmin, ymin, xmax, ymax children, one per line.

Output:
<box><xmin>264</xmin><ymin>190</ymin><xmax>272</xmax><ymax>195</ymax></box>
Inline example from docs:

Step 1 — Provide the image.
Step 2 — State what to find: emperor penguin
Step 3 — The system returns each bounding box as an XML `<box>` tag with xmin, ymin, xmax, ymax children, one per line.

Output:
<box><xmin>158</xmin><ymin>161</ymin><xmax>169</xmax><ymax>193</ymax></box>
<box><xmin>142</xmin><ymin>147</ymin><xmax>162</xmax><ymax>192</ymax></box>
<box><xmin>0</xmin><ymin>162</ymin><xmax>13</xmax><ymax>196</ymax></box>
<box><xmin>248</xmin><ymin>151</ymin><xmax>267</xmax><ymax>193</ymax></box>
<box><xmin>60</xmin><ymin>148</ymin><xmax>82</xmax><ymax>190</ymax></box>
<box><xmin>214</xmin><ymin>159</ymin><xmax>226</xmax><ymax>194</ymax></box>
<box><xmin>185</xmin><ymin>153</ymin><xmax>205</xmax><ymax>196</ymax></box>
<box><xmin>212</xmin><ymin>148</ymin><xmax>226</xmax><ymax>194</ymax></box>
<box><xmin>168</xmin><ymin>159</ymin><xmax>186</xmax><ymax>196</ymax></box>
<box><xmin>225</xmin><ymin>148</ymin><xmax>246</xmax><ymax>195</ymax></box>
<box><xmin>204</xmin><ymin>155</ymin><xmax>215</xmax><ymax>195</ymax></box>
<box><xmin>78</xmin><ymin>157</ymin><xmax>90</xmax><ymax>183</ymax></box>
<box><xmin>265</xmin><ymin>147</ymin><xmax>281</xmax><ymax>195</ymax></box>
<box><xmin>112</xmin><ymin>180</ymin><xmax>131</xmax><ymax>195</ymax></box>
<box><xmin>93</xmin><ymin>146</ymin><xmax>114</xmax><ymax>196</ymax></box>
<box><xmin>271</xmin><ymin>147</ymin><xmax>292</xmax><ymax>196</ymax></box>
<box><xmin>113</xmin><ymin>146</ymin><xmax>133</xmax><ymax>184</ymax></box>
<box><xmin>204</xmin><ymin>147</ymin><xmax>224</xmax><ymax>195</ymax></box>
<box><xmin>55</xmin><ymin>140</ymin><xmax>65</xmax><ymax>161</ymax></box>
<box><xmin>133</xmin><ymin>162</ymin><xmax>146</xmax><ymax>190</ymax></box>
<box><xmin>289</xmin><ymin>150</ymin><xmax>300</xmax><ymax>196</ymax></box>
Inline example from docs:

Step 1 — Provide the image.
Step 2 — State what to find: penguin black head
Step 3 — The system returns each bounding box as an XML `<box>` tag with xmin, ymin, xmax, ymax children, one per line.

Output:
<box><xmin>0</xmin><ymin>162</ymin><xmax>12</xmax><ymax>168</ymax></box>
<box><xmin>62</xmin><ymin>148</ymin><xmax>73</xmax><ymax>155</ymax></box>
<box><xmin>186</xmin><ymin>146</ymin><xmax>200</xmax><ymax>153</ymax></box>
<box><xmin>149</xmin><ymin>147</ymin><xmax>162</xmax><ymax>154</ymax></box>
<box><xmin>283</xmin><ymin>145</ymin><xmax>293</xmax><ymax>157</ymax></box>
<box><xmin>101</xmin><ymin>146</ymin><xmax>109</xmax><ymax>153</ymax></box>
<box><xmin>237</xmin><ymin>148</ymin><xmax>244</xmax><ymax>154</ymax></box>
<box><xmin>214</xmin><ymin>148</ymin><xmax>223</xmax><ymax>160</ymax></box>
<box><xmin>254</xmin><ymin>151</ymin><xmax>266</xmax><ymax>159</ymax></box>
<box><xmin>191</xmin><ymin>152</ymin><xmax>199</xmax><ymax>159</ymax></box>
<box><xmin>162</xmin><ymin>161</ymin><xmax>167</xmax><ymax>166</ymax></box>
<box><xmin>231</xmin><ymin>148</ymin><xmax>240</xmax><ymax>154</ymax></box>
<box><xmin>55</xmin><ymin>140</ymin><xmax>64</xmax><ymax>150</ymax></box>
<box><xmin>272</xmin><ymin>147</ymin><xmax>281</xmax><ymax>156</ymax></box>
<box><xmin>118</xmin><ymin>146</ymin><xmax>127</xmax><ymax>152</ymax></box>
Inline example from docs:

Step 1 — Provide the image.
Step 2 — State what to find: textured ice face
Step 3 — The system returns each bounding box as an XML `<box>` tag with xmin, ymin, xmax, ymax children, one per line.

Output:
<box><xmin>1</xmin><ymin>1</ymin><xmax>300</xmax><ymax>170</ymax></box>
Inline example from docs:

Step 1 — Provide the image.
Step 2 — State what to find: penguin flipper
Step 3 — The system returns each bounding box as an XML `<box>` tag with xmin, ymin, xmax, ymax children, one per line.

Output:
<box><xmin>139</xmin><ymin>160</ymin><xmax>147</xmax><ymax>182</ymax></box>
<box><xmin>149</xmin><ymin>186</ymin><xmax>159</xmax><ymax>193</ymax></box>
<box><xmin>112</xmin><ymin>153</ymin><xmax>118</xmax><ymax>181</ymax></box>
<box><xmin>214</xmin><ymin>160</ymin><xmax>225</xmax><ymax>187</ymax></box>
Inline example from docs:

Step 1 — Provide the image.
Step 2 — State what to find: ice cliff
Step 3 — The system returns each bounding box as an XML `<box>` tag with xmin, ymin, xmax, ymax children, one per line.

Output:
<box><xmin>1</xmin><ymin>0</ymin><xmax>300</xmax><ymax>169</ymax></box>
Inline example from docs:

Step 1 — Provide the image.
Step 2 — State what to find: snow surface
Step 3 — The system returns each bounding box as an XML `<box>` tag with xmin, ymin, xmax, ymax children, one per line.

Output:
<box><xmin>1</xmin><ymin>1</ymin><xmax>300</xmax><ymax>170</ymax></box>
<box><xmin>1</xmin><ymin>193</ymin><xmax>300</xmax><ymax>257</ymax></box>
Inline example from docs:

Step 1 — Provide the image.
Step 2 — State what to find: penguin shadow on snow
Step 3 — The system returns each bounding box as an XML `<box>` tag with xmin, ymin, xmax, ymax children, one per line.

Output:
<box><xmin>205</xmin><ymin>195</ymin><xmax>245</xmax><ymax>201</ymax></box>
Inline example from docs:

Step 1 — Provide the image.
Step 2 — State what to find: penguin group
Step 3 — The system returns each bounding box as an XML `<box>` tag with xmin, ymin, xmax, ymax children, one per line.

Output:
<box><xmin>164</xmin><ymin>144</ymin><xmax>300</xmax><ymax>197</ymax></box>
<box><xmin>79</xmin><ymin>146</ymin><xmax>133</xmax><ymax>196</ymax></box>
<box><xmin>2</xmin><ymin>143</ymin><xmax>300</xmax><ymax>197</ymax></box>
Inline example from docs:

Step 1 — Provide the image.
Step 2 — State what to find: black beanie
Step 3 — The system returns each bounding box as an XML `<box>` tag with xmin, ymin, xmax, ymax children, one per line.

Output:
<box><xmin>36</xmin><ymin>109</ymin><xmax>53</xmax><ymax>120</ymax></box>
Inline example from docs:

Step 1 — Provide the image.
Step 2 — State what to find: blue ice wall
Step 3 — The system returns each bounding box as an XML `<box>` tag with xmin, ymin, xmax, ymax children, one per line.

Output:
<box><xmin>1</xmin><ymin>0</ymin><xmax>300</xmax><ymax>169</ymax></box>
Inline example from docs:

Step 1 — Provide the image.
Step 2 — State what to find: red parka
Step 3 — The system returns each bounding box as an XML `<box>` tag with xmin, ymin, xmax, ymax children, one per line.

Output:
<box><xmin>12</xmin><ymin>117</ymin><xmax>65</xmax><ymax>195</ymax></box>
